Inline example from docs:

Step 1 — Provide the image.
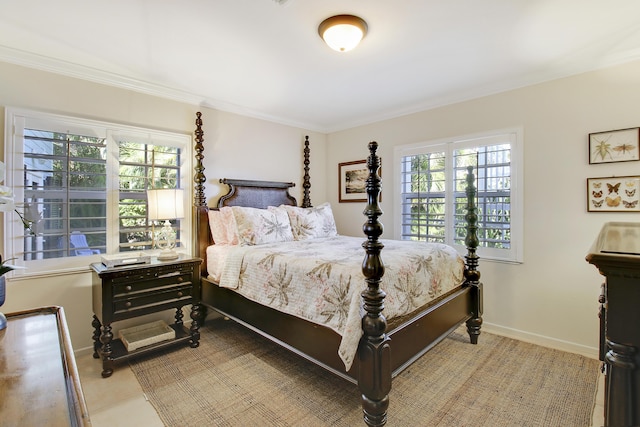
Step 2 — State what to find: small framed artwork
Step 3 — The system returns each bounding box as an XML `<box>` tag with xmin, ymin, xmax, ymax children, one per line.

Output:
<box><xmin>587</xmin><ymin>175</ymin><xmax>640</xmax><ymax>212</ymax></box>
<box><xmin>589</xmin><ymin>127</ymin><xmax>640</xmax><ymax>164</ymax></box>
<box><xmin>338</xmin><ymin>159</ymin><xmax>381</xmax><ymax>203</ymax></box>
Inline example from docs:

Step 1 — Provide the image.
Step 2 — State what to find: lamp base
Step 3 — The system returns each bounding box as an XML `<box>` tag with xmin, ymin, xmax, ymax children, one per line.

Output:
<box><xmin>157</xmin><ymin>249</ymin><xmax>179</xmax><ymax>261</ymax></box>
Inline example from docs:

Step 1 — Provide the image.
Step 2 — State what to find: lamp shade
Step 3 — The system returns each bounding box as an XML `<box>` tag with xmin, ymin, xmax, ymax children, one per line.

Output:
<box><xmin>147</xmin><ymin>188</ymin><xmax>185</xmax><ymax>220</ymax></box>
<box><xmin>318</xmin><ymin>15</ymin><xmax>368</xmax><ymax>52</ymax></box>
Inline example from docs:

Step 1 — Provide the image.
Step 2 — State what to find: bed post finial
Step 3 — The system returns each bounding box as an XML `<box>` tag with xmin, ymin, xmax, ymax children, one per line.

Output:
<box><xmin>359</xmin><ymin>140</ymin><xmax>391</xmax><ymax>427</ymax></box>
<box><xmin>194</xmin><ymin>112</ymin><xmax>206</xmax><ymax>207</ymax></box>
<box><xmin>302</xmin><ymin>136</ymin><xmax>312</xmax><ymax>208</ymax></box>
<box><xmin>464</xmin><ymin>165</ymin><xmax>483</xmax><ymax>344</ymax></box>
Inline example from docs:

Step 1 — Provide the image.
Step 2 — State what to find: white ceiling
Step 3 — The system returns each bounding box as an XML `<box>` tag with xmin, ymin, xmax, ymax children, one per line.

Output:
<box><xmin>2</xmin><ymin>0</ymin><xmax>640</xmax><ymax>132</ymax></box>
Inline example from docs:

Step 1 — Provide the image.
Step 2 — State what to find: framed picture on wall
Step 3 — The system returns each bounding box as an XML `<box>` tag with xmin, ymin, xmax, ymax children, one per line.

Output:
<box><xmin>587</xmin><ymin>175</ymin><xmax>640</xmax><ymax>212</ymax></box>
<box><xmin>589</xmin><ymin>127</ymin><xmax>640</xmax><ymax>164</ymax></box>
<box><xmin>338</xmin><ymin>159</ymin><xmax>381</xmax><ymax>203</ymax></box>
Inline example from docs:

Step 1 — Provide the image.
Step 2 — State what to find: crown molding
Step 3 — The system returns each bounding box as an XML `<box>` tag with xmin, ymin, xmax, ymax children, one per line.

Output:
<box><xmin>0</xmin><ymin>45</ymin><xmax>327</xmax><ymax>133</ymax></box>
<box><xmin>0</xmin><ymin>45</ymin><xmax>204</xmax><ymax>105</ymax></box>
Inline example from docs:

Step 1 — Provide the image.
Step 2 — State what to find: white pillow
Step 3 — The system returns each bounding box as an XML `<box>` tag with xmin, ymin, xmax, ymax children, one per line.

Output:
<box><xmin>207</xmin><ymin>207</ymin><xmax>239</xmax><ymax>245</ymax></box>
<box><xmin>231</xmin><ymin>206</ymin><xmax>293</xmax><ymax>246</ymax></box>
<box><xmin>283</xmin><ymin>202</ymin><xmax>338</xmax><ymax>240</ymax></box>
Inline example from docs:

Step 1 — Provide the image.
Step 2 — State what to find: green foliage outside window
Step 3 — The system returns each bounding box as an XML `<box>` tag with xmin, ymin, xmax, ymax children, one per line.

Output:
<box><xmin>402</xmin><ymin>144</ymin><xmax>512</xmax><ymax>250</ymax></box>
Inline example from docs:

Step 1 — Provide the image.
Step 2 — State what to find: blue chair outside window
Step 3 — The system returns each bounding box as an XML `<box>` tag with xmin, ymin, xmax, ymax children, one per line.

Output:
<box><xmin>70</xmin><ymin>231</ymin><xmax>100</xmax><ymax>256</ymax></box>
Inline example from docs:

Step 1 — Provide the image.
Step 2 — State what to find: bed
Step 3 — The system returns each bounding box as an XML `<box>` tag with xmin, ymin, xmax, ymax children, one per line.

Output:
<box><xmin>192</xmin><ymin>112</ymin><xmax>483</xmax><ymax>426</ymax></box>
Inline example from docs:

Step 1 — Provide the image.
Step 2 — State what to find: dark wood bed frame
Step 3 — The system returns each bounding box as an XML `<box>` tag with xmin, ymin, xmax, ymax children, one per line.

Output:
<box><xmin>192</xmin><ymin>112</ymin><xmax>483</xmax><ymax>426</ymax></box>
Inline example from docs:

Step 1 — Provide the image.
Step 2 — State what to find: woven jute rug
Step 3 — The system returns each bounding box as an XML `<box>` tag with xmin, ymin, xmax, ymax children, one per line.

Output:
<box><xmin>129</xmin><ymin>319</ymin><xmax>600</xmax><ymax>427</ymax></box>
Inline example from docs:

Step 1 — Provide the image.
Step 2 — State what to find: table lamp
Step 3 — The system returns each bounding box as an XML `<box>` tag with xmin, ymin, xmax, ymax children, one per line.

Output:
<box><xmin>147</xmin><ymin>188</ymin><xmax>184</xmax><ymax>260</ymax></box>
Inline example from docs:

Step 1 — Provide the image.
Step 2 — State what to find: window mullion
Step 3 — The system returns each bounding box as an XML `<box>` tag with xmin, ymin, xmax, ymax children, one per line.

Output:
<box><xmin>105</xmin><ymin>132</ymin><xmax>121</xmax><ymax>254</ymax></box>
<box><xmin>65</xmin><ymin>136</ymin><xmax>71</xmax><ymax>257</ymax></box>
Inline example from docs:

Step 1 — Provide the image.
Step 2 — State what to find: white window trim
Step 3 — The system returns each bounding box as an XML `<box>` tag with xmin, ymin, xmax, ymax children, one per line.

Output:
<box><xmin>393</xmin><ymin>127</ymin><xmax>524</xmax><ymax>264</ymax></box>
<box><xmin>3</xmin><ymin>107</ymin><xmax>194</xmax><ymax>277</ymax></box>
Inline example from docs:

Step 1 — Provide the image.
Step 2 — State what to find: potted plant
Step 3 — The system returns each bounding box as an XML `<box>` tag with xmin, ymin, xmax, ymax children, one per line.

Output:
<box><xmin>0</xmin><ymin>160</ymin><xmax>37</xmax><ymax>331</ymax></box>
<box><xmin>0</xmin><ymin>256</ymin><xmax>16</xmax><ymax>330</ymax></box>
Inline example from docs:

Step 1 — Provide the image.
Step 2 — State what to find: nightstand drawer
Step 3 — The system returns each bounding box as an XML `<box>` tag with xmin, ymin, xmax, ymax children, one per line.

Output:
<box><xmin>113</xmin><ymin>272</ymin><xmax>192</xmax><ymax>295</ymax></box>
<box><xmin>113</xmin><ymin>284</ymin><xmax>193</xmax><ymax>313</ymax></box>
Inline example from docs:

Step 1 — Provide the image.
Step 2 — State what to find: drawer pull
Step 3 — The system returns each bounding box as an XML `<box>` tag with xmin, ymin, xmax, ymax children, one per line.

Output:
<box><xmin>125</xmin><ymin>301</ymin><xmax>132</xmax><ymax>308</ymax></box>
<box><xmin>177</xmin><ymin>276</ymin><xmax>184</xmax><ymax>283</ymax></box>
<box><xmin>125</xmin><ymin>285</ymin><xmax>132</xmax><ymax>292</ymax></box>
<box><xmin>177</xmin><ymin>291</ymin><xmax>183</xmax><ymax>298</ymax></box>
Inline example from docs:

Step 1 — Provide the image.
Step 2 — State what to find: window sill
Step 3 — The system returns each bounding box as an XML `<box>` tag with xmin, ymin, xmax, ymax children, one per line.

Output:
<box><xmin>5</xmin><ymin>249</ymin><xmax>190</xmax><ymax>281</ymax></box>
<box><xmin>6</xmin><ymin>265</ymin><xmax>93</xmax><ymax>282</ymax></box>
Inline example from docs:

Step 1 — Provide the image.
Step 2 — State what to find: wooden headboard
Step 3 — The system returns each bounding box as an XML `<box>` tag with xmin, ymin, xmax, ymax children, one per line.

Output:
<box><xmin>217</xmin><ymin>179</ymin><xmax>297</xmax><ymax>208</ymax></box>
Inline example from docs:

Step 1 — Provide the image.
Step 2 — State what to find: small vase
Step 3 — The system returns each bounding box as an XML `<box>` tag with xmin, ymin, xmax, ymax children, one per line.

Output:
<box><xmin>0</xmin><ymin>275</ymin><xmax>6</xmax><ymax>330</ymax></box>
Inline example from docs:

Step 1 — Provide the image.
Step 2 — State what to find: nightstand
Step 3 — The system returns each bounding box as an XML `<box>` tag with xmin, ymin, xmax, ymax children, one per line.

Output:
<box><xmin>90</xmin><ymin>255</ymin><xmax>203</xmax><ymax>378</ymax></box>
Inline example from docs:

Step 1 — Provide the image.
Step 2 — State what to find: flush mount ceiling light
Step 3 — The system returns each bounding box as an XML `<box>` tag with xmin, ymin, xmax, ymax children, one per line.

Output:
<box><xmin>318</xmin><ymin>14</ymin><xmax>368</xmax><ymax>52</ymax></box>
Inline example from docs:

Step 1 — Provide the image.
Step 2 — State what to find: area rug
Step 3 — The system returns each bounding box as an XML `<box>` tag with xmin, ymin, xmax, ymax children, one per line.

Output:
<box><xmin>129</xmin><ymin>319</ymin><xmax>600</xmax><ymax>426</ymax></box>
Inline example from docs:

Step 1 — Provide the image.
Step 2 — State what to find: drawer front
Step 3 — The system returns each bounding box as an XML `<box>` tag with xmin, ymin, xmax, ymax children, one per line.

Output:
<box><xmin>113</xmin><ymin>284</ymin><xmax>193</xmax><ymax>313</ymax></box>
<box><xmin>113</xmin><ymin>271</ymin><xmax>192</xmax><ymax>296</ymax></box>
<box><xmin>111</xmin><ymin>263</ymin><xmax>196</xmax><ymax>295</ymax></box>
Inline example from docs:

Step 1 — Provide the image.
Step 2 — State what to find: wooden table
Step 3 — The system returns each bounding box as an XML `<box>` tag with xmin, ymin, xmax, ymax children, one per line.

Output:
<box><xmin>0</xmin><ymin>306</ymin><xmax>91</xmax><ymax>426</ymax></box>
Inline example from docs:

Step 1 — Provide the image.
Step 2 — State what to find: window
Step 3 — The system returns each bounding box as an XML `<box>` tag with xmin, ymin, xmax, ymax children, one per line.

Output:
<box><xmin>4</xmin><ymin>108</ymin><xmax>192</xmax><ymax>274</ymax></box>
<box><xmin>117</xmin><ymin>141</ymin><xmax>182</xmax><ymax>253</ymax></box>
<box><xmin>394</xmin><ymin>129</ymin><xmax>523</xmax><ymax>263</ymax></box>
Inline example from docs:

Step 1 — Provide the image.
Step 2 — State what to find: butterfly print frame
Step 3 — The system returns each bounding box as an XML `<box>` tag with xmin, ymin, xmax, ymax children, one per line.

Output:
<box><xmin>587</xmin><ymin>175</ymin><xmax>640</xmax><ymax>212</ymax></box>
<box><xmin>589</xmin><ymin>127</ymin><xmax>640</xmax><ymax>164</ymax></box>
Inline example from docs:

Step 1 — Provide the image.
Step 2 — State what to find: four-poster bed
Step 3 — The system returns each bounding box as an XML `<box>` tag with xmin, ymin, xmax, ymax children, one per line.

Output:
<box><xmin>192</xmin><ymin>112</ymin><xmax>483</xmax><ymax>426</ymax></box>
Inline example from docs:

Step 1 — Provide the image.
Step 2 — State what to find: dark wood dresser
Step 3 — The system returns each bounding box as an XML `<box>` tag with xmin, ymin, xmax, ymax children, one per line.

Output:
<box><xmin>91</xmin><ymin>256</ymin><xmax>202</xmax><ymax>377</ymax></box>
<box><xmin>586</xmin><ymin>222</ymin><xmax>640</xmax><ymax>427</ymax></box>
<box><xmin>0</xmin><ymin>306</ymin><xmax>91</xmax><ymax>426</ymax></box>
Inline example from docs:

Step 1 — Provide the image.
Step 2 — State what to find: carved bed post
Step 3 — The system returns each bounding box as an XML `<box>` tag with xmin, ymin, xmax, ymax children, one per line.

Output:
<box><xmin>359</xmin><ymin>141</ymin><xmax>391</xmax><ymax>427</ymax></box>
<box><xmin>190</xmin><ymin>111</ymin><xmax>207</xmax><ymax>341</ymax></box>
<box><xmin>194</xmin><ymin>112</ymin><xmax>206</xmax><ymax>208</ymax></box>
<box><xmin>302</xmin><ymin>135</ymin><xmax>312</xmax><ymax>208</ymax></box>
<box><xmin>464</xmin><ymin>165</ymin><xmax>483</xmax><ymax>344</ymax></box>
<box><xmin>193</xmin><ymin>112</ymin><xmax>210</xmax><ymax>278</ymax></box>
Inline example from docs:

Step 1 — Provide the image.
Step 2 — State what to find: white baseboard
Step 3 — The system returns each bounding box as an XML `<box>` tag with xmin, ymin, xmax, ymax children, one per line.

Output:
<box><xmin>75</xmin><ymin>345</ymin><xmax>95</xmax><ymax>357</ymax></box>
<box><xmin>482</xmin><ymin>322</ymin><xmax>599</xmax><ymax>360</ymax></box>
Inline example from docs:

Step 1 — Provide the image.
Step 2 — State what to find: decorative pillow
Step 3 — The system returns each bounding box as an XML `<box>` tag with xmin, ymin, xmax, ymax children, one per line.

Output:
<box><xmin>283</xmin><ymin>202</ymin><xmax>338</xmax><ymax>240</ymax></box>
<box><xmin>231</xmin><ymin>206</ymin><xmax>293</xmax><ymax>246</ymax></box>
<box><xmin>207</xmin><ymin>207</ymin><xmax>239</xmax><ymax>245</ymax></box>
<box><xmin>208</xmin><ymin>209</ymin><xmax>225</xmax><ymax>244</ymax></box>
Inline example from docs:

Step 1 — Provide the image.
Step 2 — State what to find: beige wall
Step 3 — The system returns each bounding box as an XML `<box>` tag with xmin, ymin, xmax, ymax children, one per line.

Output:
<box><xmin>195</xmin><ymin>109</ymin><xmax>327</xmax><ymax>206</ymax></box>
<box><xmin>327</xmin><ymin>60</ymin><xmax>640</xmax><ymax>357</ymax></box>
<box><xmin>3</xmin><ymin>58</ymin><xmax>639</xmax><ymax>358</ymax></box>
<box><xmin>0</xmin><ymin>61</ymin><xmax>325</xmax><ymax>352</ymax></box>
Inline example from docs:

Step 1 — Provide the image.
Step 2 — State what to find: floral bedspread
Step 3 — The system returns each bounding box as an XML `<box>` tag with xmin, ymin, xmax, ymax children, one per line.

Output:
<box><xmin>206</xmin><ymin>236</ymin><xmax>465</xmax><ymax>370</ymax></box>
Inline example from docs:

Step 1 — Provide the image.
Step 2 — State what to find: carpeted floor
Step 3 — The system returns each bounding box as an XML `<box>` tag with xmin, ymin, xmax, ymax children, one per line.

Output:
<box><xmin>129</xmin><ymin>319</ymin><xmax>600</xmax><ymax>427</ymax></box>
